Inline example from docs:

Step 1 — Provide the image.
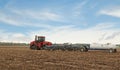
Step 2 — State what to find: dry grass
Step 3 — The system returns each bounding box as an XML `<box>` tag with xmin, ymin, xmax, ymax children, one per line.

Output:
<box><xmin>0</xmin><ymin>46</ymin><xmax>120</xmax><ymax>70</ymax></box>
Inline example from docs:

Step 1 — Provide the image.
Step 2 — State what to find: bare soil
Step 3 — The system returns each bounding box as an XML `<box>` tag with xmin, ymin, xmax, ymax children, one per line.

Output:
<box><xmin>0</xmin><ymin>46</ymin><xmax>120</xmax><ymax>70</ymax></box>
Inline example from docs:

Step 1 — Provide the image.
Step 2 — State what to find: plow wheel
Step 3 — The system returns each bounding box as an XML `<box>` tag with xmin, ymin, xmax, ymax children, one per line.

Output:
<box><xmin>48</xmin><ymin>48</ymin><xmax>55</xmax><ymax>51</ymax></box>
<box><xmin>80</xmin><ymin>47</ymin><xmax>88</xmax><ymax>52</ymax></box>
<box><xmin>109</xmin><ymin>48</ymin><xmax>117</xmax><ymax>53</ymax></box>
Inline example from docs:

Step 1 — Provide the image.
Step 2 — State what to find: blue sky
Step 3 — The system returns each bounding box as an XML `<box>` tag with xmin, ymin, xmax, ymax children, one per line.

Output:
<box><xmin>0</xmin><ymin>0</ymin><xmax>120</xmax><ymax>43</ymax></box>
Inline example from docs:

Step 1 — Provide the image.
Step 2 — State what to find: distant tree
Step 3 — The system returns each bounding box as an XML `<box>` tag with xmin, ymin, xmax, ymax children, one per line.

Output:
<box><xmin>0</xmin><ymin>42</ymin><xmax>29</xmax><ymax>46</ymax></box>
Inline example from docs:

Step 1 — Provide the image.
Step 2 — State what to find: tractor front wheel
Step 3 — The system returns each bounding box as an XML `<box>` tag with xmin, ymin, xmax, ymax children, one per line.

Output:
<box><xmin>30</xmin><ymin>45</ymin><xmax>38</xmax><ymax>50</ymax></box>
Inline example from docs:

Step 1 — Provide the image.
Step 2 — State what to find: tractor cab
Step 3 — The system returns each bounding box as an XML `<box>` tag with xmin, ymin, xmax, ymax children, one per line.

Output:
<box><xmin>35</xmin><ymin>35</ymin><xmax>45</xmax><ymax>42</ymax></box>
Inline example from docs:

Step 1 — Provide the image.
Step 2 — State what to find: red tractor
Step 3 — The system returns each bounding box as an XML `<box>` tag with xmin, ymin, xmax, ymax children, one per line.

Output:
<box><xmin>30</xmin><ymin>35</ymin><xmax>52</xmax><ymax>50</ymax></box>
<box><xmin>30</xmin><ymin>35</ymin><xmax>90</xmax><ymax>52</ymax></box>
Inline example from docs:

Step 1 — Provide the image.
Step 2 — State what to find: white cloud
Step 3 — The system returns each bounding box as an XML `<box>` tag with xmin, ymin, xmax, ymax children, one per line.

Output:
<box><xmin>28</xmin><ymin>23</ymin><xmax>120</xmax><ymax>44</ymax></box>
<box><xmin>73</xmin><ymin>1</ymin><xmax>87</xmax><ymax>16</ymax></box>
<box><xmin>0</xmin><ymin>11</ymin><xmax>59</xmax><ymax>28</ymax></box>
<box><xmin>98</xmin><ymin>7</ymin><xmax>120</xmax><ymax>18</ymax></box>
<box><xmin>0</xmin><ymin>23</ymin><xmax>120</xmax><ymax>44</ymax></box>
<box><xmin>35</xmin><ymin>11</ymin><xmax>61</xmax><ymax>21</ymax></box>
<box><xmin>91</xmin><ymin>23</ymin><xmax>116</xmax><ymax>30</ymax></box>
<box><xmin>3</xmin><ymin>0</ymin><xmax>64</xmax><ymax>22</ymax></box>
<box><xmin>0</xmin><ymin>2</ymin><xmax>64</xmax><ymax>27</ymax></box>
<box><xmin>0</xmin><ymin>30</ymin><xmax>31</xmax><ymax>43</ymax></box>
<box><xmin>11</xmin><ymin>9</ymin><xmax>63</xmax><ymax>21</ymax></box>
<box><xmin>0</xmin><ymin>13</ymin><xmax>21</xmax><ymax>26</ymax></box>
<box><xmin>105</xmin><ymin>32</ymin><xmax>120</xmax><ymax>40</ymax></box>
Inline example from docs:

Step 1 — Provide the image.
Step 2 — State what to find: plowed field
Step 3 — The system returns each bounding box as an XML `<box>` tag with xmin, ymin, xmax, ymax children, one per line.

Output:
<box><xmin>0</xmin><ymin>46</ymin><xmax>120</xmax><ymax>70</ymax></box>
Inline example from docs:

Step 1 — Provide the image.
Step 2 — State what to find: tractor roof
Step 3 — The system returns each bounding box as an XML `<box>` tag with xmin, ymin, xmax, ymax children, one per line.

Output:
<box><xmin>38</xmin><ymin>36</ymin><xmax>45</xmax><ymax>38</ymax></box>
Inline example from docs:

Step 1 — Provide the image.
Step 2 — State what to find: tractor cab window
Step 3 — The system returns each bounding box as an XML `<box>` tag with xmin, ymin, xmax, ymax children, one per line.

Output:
<box><xmin>37</xmin><ymin>37</ymin><xmax>45</xmax><ymax>42</ymax></box>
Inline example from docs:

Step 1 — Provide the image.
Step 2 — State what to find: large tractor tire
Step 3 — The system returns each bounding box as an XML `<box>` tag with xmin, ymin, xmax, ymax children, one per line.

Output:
<box><xmin>80</xmin><ymin>47</ymin><xmax>88</xmax><ymax>52</ymax></box>
<box><xmin>109</xmin><ymin>48</ymin><xmax>117</xmax><ymax>53</ymax></box>
<box><xmin>30</xmin><ymin>45</ymin><xmax>39</xmax><ymax>50</ymax></box>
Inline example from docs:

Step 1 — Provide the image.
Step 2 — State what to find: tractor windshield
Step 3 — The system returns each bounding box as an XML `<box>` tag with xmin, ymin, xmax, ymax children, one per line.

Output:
<box><xmin>37</xmin><ymin>37</ymin><xmax>45</xmax><ymax>42</ymax></box>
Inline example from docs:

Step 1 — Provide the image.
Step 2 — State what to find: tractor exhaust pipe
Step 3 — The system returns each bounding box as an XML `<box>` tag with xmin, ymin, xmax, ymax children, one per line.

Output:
<box><xmin>35</xmin><ymin>35</ymin><xmax>37</xmax><ymax>41</ymax></box>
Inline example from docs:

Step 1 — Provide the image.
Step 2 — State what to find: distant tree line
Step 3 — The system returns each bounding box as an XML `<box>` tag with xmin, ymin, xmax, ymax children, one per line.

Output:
<box><xmin>0</xmin><ymin>42</ymin><xmax>29</xmax><ymax>46</ymax></box>
<box><xmin>116</xmin><ymin>44</ymin><xmax>120</xmax><ymax>47</ymax></box>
